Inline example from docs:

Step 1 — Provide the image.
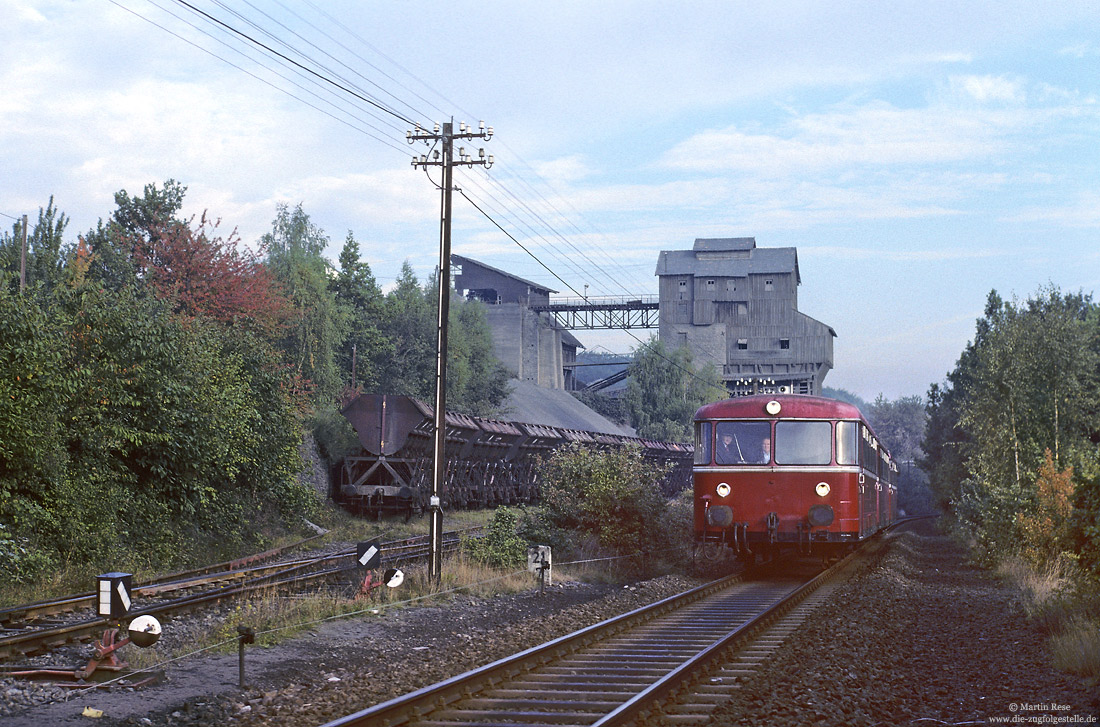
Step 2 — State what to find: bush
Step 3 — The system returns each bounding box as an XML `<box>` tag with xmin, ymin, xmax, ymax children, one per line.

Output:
<box><xmin>0</xmin><ymin>524</ymin><xmax>56</xmax><ymax>585</ymax></box>
<box><xmin>526</xmin><ymin>443</ymin><xmax>670</xmax><ymax>557</ymax></box>
<box><xmin>463</xmin><ymin>507</ymin><xmax>527</xmax><ymax>569</ymax></box>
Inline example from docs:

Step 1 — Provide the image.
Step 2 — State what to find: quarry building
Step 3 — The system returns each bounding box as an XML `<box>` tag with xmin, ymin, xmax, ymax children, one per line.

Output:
<box><xmin>655</xmin><ymin>237</ymin><xmax>834</xmax><ymax>396</ymax></box>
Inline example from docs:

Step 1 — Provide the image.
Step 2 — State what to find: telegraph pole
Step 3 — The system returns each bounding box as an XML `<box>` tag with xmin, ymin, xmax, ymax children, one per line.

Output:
<box><xmin>19</xmin><ymin>214</ymin><xmax>27</xmax><ymax>294</ymax></box>
<box><xmin>407</xmin><ymin>119</ymin><xmax>493</xmax><ymax>583</ymax></box>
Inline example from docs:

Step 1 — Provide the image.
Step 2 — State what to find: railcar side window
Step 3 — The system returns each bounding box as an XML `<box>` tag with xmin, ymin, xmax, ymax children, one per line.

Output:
<box><xmin>775</xmin><ymin>421</ymin><xmax>832</xmax><ymax>465</ymax></box>
<box><xmin>694</xmin><ymin>422</ymin><xmax>712</xmax><ymax>465</ymax></box>
<box><xmin>836</xmin><ymin>421</ymin><xmax>858</xmax><ymax>465</ymax></box>
<box><xmin>714</xmin><ymin>421</ymin><xmax>771</xmax><ymax>465</ymax></box>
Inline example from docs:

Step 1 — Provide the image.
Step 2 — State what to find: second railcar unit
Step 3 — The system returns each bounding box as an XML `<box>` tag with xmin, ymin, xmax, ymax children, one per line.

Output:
<box><xmin>693</xmin><ymin>394</ymin><xmax>897</xmax><ymax>560</ymax></box>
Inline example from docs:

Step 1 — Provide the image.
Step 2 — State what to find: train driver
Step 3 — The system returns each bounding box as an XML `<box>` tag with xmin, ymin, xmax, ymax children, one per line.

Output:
<box><xmin>716</xmin><ymin>426</ymin><xmax>772</xmax><ymax>465</ymax></box>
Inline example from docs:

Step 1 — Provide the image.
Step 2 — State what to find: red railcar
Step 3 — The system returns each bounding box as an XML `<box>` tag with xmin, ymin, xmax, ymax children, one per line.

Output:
<box><xmin>693</xmin><ymin>394</ymin><xmax>897</xmax><ymax>561</ymax></box>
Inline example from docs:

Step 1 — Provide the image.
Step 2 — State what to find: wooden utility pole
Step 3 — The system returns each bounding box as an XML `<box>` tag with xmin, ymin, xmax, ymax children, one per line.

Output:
<box><xmin>407</xmin><ymin>119</ymin><xmax>493</xmax><ymax>582</ymax></box>
<box><xmin>19</xmin><ymin>214</ymin><xmax>28</xmax><ymax>294</ymax></box>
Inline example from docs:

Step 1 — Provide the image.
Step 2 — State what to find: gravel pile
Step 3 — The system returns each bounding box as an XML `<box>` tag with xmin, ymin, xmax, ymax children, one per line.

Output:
<box><xmin>0</xmin><ymin>679</ymin><xmax>69</xmax><ymax>719</ymax></box>
<box><xmin>708</xmin><ymin>519</ymin><xmax>1099</xmax><ymax>725</ymax></box>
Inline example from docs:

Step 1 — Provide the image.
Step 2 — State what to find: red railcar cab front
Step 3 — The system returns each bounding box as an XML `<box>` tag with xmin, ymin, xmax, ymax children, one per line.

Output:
<box><xmin>693</xmin><ymin>395</ymin><xmax>897</xmax><ymax>557</ymax></box>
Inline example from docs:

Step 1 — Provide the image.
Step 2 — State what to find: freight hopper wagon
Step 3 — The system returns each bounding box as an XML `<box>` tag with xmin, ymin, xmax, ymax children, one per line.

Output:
<box><xmin>693</xmin><ymin>394</ymin><xmax>898</xmax><ymax>561</ymax></box>
<box><xmin>336</xmin><ymin>394</ymin><xmax>694</xmax><ymax>519</ymax></box>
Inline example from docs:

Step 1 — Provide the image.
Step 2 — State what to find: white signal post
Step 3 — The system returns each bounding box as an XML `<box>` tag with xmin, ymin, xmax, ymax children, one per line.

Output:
<box><xmin>408</xmin><ymin>120</ymin><xmax>493</xmax><ymax>583</ymax></box>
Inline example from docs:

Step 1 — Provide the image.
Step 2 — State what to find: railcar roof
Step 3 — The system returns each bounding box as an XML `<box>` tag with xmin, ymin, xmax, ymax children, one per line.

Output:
<box><xmin>694</xmin><ymin>394</ymin><xmax>865</xmax><ymax>421</ymax></box>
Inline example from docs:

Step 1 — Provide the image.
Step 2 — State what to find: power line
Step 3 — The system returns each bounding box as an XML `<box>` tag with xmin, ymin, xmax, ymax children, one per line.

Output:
<box><xmin>168</xmin><ymin>0</ymin><xmax>417</xmax><ymax>125</ymax></box>
<box><xmin>120</xmin><ymin>1</ymin><xmax>658</xmax><ymax>304</ymax></box>
<box><xmin>114</xmin><ymin>0</ymin><xmax>410</xmax><ymax>152</ymax></box>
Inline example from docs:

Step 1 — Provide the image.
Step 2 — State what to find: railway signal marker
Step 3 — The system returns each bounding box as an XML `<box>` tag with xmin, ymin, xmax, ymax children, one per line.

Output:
<box><xmin>357</xmin><ymin>540</ymin><xmax>381</xmax><ymax>569</ymax></box>
<box><xmin>97</xmin><ymin>572</ymin><xmax>133</xmax><ymax>619</ymax></box>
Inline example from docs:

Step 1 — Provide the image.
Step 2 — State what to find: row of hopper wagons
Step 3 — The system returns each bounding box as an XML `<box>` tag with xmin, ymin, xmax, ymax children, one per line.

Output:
<box><xmin>334</xmin><ymin>393</ymin><xmax>694</xmax><ymax>519</ymax></box>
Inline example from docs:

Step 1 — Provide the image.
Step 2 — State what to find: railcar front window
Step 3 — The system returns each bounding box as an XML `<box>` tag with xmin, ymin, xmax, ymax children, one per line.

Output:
<box><xmin>836</xmin><ymin>421</ymin><xmax>858</xmax><ymax>465</ymax></box>
<box><xmin>714</xmin><ymin>421</ymin><xmax>772</xmax><ymax>465</ymax></box>
<box><xmin>775</xmin><ymin>421</ymin><xmax>832</xmax><ymax>465</ymax></box>
<box><xmin>694</xmin><ymin>422</ymin><xmax>712</xmax><ymax>465</ymax></box>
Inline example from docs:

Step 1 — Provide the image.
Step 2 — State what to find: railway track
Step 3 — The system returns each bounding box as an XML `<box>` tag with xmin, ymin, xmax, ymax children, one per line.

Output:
<box><xmin>320</xmin><ymin>524</ymin><xmax>904</xmax><ymax>727</ymax></box>
<box><xmin>0</xmin><ymin>529</ymin><xmax>476</xmax><ymax>664</ymax></box>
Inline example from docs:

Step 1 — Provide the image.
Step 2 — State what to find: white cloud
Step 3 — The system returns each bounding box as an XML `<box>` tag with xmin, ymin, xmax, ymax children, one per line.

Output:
<box><xmin>948</xmin><ymin>74</ymin><xmax>1026</xmax><ymax>104</ymax></box>
<box><xmin>1006</xmin><ymin>190</ymin><xmax>1100</xmax><ymax>228</ymax></box>
<box><xmin>1058</xmin><ymin>41</ymin><xmax>1099</xmax><ymax>58</ymax></box>
<box><xmin>661</xmin><ymin>103</ymin><xmax>1005</xmax><ymax>176</ymax></box>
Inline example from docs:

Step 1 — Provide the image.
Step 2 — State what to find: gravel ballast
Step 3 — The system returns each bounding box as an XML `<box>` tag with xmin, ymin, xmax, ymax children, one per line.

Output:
<box><xmin>3</xmin><ymin>518</ymin><xmax>1097</xmax><ymax>726</ymax></box>
<box><xmin>708</xmin><ymin>519</ymin><xmax>1098</xmax><ymax>725</ymax></box>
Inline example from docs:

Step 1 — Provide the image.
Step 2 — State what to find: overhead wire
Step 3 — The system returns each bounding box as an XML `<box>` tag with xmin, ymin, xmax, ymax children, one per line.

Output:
<box><xmin>117</xmin><ymin>1</ymin><xmax>696</xmax><ymax>375</ymax></box>
<box><xmin>163</xmin><ymin>0</ymin><xmax>414</xmax><ymax>138</ymax></box>
<box><xmin>224</xmin><ymin>0</ymin><xmax>655</xmax><ymax>297</ymax></box>
<box><xmin>112</xmin><ymin>0</ymin><xmax>410</xmax><ymax>153</ymax></box>
<box><xmin>210</xmin><ymin>0</ymin><xmax>429</xmax><ymax>130</ymax></box>
<box><xmin>168</xmin><ymin>0</ymin><xmax>417</xmax><ymax>126</ymax></box>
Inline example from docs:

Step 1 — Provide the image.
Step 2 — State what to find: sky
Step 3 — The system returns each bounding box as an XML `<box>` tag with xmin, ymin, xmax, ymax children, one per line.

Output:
<box><xmin>2</xmin><ymin>1</ymin><xmax>1099</xmax><ymax>401</ymax></box>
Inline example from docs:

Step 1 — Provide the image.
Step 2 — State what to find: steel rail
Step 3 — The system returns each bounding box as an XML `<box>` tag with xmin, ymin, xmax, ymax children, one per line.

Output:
<box><xmin>320</xmin><ymin>520</ymin><xmax>921</xmax><ymax>727</ymax></box>
<box><xmin>0</xmin><ymin>529</ymin><xmax>475</xmax><ymax>662</ymax></box>
<box><xmin>318</xmin><ymin>571</ymin><xmax>748</xmax><ymax>727</ymax></box>
<box><xmin>0</xmin><ymin>532</ymin><xmax>325</xmax><ymax>627</ymax></box>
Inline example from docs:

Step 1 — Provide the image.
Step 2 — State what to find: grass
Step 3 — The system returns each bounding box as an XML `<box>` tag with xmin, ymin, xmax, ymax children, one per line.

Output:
<box><xmin>124</xmin><ymin>550</ymin><xmax>549</xmax><ymax>670</ymax></box>
<box><xmin>997</xmin><ymin>555</ymin><xmax>1100</xmax><ymax>679</ymax></box>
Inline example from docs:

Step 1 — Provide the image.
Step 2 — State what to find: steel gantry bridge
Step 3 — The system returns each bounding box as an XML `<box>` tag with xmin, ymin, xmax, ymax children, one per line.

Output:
<box><xmin>529</xmin><ymin>295</ymin><xmax>659</xmax><ymax>330</ymax></box>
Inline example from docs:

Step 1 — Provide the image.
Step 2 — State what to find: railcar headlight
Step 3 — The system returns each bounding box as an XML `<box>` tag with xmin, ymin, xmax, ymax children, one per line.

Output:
<box><xmin>815</xmin><ymin>482</ymin><xmax>831</xmax><ymax>497</ymax></box>
<box><xmin>808</xmin><ymin>504</ymin><xmax>834</xmax><ymax>527</ymax></box>
<box><xmin>716</xmin><ymin>482</ymin><xmax>731</xmax><ymax>498</ymax></box>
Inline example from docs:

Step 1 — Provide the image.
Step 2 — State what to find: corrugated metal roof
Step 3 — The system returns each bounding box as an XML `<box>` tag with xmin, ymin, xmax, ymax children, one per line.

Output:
<box><xmin>654</xmin><ymin>246</ymin><xmax>799</xmax><ymax>281</ymax></box>
<box><xmin>451</xmin><ymin>254</ymin><xmax>557</xmax><ymax>294</ymax></box>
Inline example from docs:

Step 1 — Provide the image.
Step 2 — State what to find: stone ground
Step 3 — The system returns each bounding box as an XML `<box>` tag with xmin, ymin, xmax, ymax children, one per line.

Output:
<box><xmin>3</xmin><ymin>518</ymin><xmax>1097</xmax><ymax>726</ymax></box>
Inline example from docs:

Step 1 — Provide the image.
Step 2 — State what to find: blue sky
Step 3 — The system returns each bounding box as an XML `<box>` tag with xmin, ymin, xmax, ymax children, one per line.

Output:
<box><xmin>3</xmin><ymin>1</ymin><xmax>1098</xmax><ymax>401</ymax></box>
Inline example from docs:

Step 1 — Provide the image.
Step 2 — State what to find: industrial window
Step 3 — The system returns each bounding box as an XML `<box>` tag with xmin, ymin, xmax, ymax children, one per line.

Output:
<box><xmin>706</xmin><ymin>279</ymin><xmax>715</xmax><ymax>291</ymax></box>
<box><xmin>737</xmin><ymin>339</ymin><xmax>748</xmax><ymax>350</ymax></box>
<box><xmin>775</xmin><ymin>421</ymin><xmax>832</xmax><ymax>465</ymax></box>
<box><xmin>765</xmin><ymin>279</ymin><xmax>774</xmax><ymax>291</ymax></box>
<box><xmin>737</xmin><ymin>303</ymin><xmax>748</xmax><ymax>316</ymax></box>
<box><xmin>678</xmin><ymin>280</ymin><xmax>687</xmax><ymax>301</ymax></box>
<box><xmin>780</xmin><ymin>338</ymin><xmax>790</xmax><ymax>349</ymax></box>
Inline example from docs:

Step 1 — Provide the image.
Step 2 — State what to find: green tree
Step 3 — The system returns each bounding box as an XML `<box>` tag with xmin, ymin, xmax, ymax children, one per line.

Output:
<box><xmin>82</xmin><ymin>180</ymin><xmax>189</xmax><ymax>291</ymax></box>
<box><xmin>921</xmin><ymin>286</ymin><xmax>1100</xmax><ymax>567</ymax></box>
<box><xmin>379</xmin><ymin>262</ymin><xmax>435</xmax><ymax>400</ymax></box>
<box><xmin>262</xmin><ymin>203</ymin><xmax>347</xmax><ymax>406</ymax></box>
<box><xmin>624</xmin><ymin>337</ymin><xmax>724</xmax><ymax>441</ymax></box>
<box><xmin>447</xmin><ymin>296</ymin><xmax>511</xmax><ymax>416</ymax></box>
<box><xmin>0</xmin><ymin>197</ymin><xmax>70</xmax><ymax>295</ymax></box>
<box><xmin>331</xmin><ymin>231</ymin><xmax>390</xmax><ymax>394</ymax></box>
